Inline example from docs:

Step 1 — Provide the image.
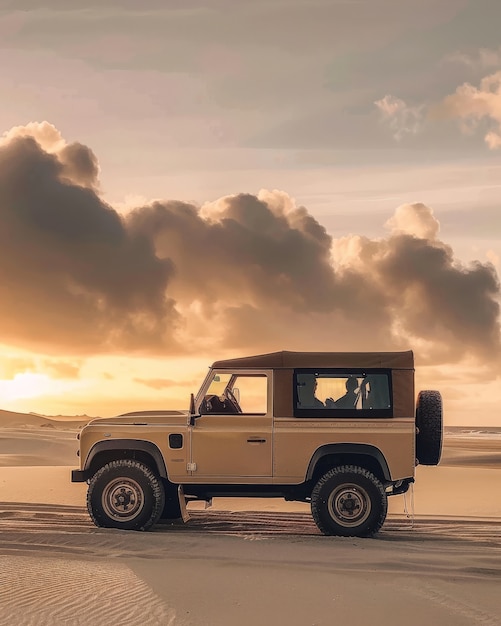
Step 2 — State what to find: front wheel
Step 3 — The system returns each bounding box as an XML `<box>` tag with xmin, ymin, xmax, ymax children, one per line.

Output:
<box><xmin>311</xmin><ymin>465</ymin><xmax>387</xmax><ymax>537</ymax></box>
<box><xmin>87</xmin><ymin>460</ymin><xmax>165</xmax><ymax>531</ymax></box>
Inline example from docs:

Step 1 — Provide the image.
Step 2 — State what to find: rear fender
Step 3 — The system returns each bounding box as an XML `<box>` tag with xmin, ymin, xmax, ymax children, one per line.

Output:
<box><xmin>306</xmin><ymin>443</ymin><xmax>392</xmax><ymax>483</ymax></box>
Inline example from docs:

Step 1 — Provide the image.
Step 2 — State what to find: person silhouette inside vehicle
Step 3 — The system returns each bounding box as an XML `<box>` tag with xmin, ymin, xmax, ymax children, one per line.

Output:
<box><xmin>334</xmin><ymin>378</ymin><xmax>359</xmax><ymax>409</ymax></box>
<box><xmin>297</xmin><ymin>374</ymin><xmax>325</xmax><ymax>408</ymax></box>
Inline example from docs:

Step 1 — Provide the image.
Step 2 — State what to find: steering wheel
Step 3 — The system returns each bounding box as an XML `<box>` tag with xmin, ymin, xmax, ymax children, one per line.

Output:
<box><xmin>224</xmin><ymin>388</ymin><xmax>242</xmax><ymax>413</ymax></box>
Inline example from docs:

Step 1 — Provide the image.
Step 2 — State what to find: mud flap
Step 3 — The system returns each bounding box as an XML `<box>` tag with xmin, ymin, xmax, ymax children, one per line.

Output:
<box><xmin>177</xmin><ymin>485</ymin><xmax>190</xmax><ymax>523</ymax></box>
<box><xmin>160</xmin><ymin>483</ymin><xmax>190</xmax><ymax>524</ymax></box>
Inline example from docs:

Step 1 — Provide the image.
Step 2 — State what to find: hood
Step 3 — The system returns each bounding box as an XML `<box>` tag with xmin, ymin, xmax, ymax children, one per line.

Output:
<box><xmin>87</xmin><ymin>409</ymin><xmax>190</xmax><ymax>426</ymax></box>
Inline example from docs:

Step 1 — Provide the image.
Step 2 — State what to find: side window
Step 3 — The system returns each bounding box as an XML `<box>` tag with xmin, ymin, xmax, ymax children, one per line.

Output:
<box><xmin>294</xmin><ymin>369</ymin><xmax>392</xmax><ymax>418</ymax></box>
<box><xmin>201</xmin><ymin>373</ymin><xmax>268</xmax><ymax>414</ymax></box>
<box><xmin>232</xmin><ymin>375</ymin><xmax>268</xmax><ymax>413</ymax></box>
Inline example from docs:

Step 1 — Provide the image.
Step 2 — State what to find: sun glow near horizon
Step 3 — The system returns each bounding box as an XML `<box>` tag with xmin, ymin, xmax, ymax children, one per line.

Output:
<box><xmin>0</xmin><ymin>349</ymin><xmax>499</xmax><ymax>427</ymax></box>
<box><xmin>0</xmin><ymin>352</ymin><xmax>209</xmax><ymax>418</ymax></box>
<box><xmin>0</xmin><ymin>372</ymin><xmax>73</xmax><ymax>403</ymax></box>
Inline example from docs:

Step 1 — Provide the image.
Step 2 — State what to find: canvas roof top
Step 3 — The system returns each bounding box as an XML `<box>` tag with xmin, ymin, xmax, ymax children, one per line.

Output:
<box><xmin>211</xmin><ymin>350</ymin><xmax>414</xmax><ymax>370</ymax></box>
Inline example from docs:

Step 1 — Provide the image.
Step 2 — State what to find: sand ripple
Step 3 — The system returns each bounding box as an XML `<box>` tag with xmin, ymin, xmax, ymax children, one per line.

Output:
<box><xmin>0</xmin><ymin>504</ymin><xmax>500</xmax><ymax>625</ymax></box>
<box><xmin>0</xmin><ymin>555</ymin><xmax>175</xmax><ymax>626</ymax></box>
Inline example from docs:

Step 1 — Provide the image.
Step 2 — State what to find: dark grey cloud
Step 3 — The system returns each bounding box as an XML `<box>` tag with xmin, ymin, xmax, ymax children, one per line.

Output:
<box><xmin>370</xmin><ymin>233</ymin><xmax>500</xmax><ymax>361</ymax></box>
<box><xmin>0</xmin><ymin>126</ymin><xmax>499</xmax><ymax>364</ymax></box>
<box><xmin>58</xmin><ymin>142</ymin><xmax>100</xmax><ymax>189</ymax></box>
<box><xmin>127</xmin><ymin>193</ymin><xmax>500</xmax><ymax>362</ymax></box>
<box><xmin>127</xmin><ymin>192</ymin><xmax>343</xmax><ymax>313</ymax></box>
<box><xmin>0</xmin><ymin>132</ymin><xmax>177</xmax><ymax>354</ymax></box>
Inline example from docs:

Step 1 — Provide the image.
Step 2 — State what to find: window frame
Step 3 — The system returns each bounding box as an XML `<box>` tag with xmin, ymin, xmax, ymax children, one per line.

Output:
<box><xmin>228</xmin><ymin>372</ymin><xmax>270</xmax><ymax>415</ymax></box>
<box><xmin>293</xmin><ymin>368</ymin><xmax>394</xmax><ymax>419</ymax></box>
<box><xmin>199</xmin><ymin>370</ymin><xmax>271</xmax><ymax>416</ymax></box>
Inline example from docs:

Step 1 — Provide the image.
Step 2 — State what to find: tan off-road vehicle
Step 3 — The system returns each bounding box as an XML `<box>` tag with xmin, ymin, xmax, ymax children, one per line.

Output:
<box><xmin>72</xmin><ymin>350</ymin><xmax>442</xmax><ymax>537</ymax></box>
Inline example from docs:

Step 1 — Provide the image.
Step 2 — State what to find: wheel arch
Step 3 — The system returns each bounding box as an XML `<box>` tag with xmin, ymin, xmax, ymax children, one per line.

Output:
<box><xmin>84</xmin><ymin>440</ymin><xmax>168</xmax><ymax>480</ymax></box>
<box><xmin>306</xmin><ymin>444</ymin><xmax>392</xmax><ymax>485</ymax></box>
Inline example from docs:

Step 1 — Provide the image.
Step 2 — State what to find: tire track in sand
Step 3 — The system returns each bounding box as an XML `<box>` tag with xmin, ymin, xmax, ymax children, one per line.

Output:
<box><xmin>0</xmin><ymin>555</ymin><xmax>176</xmax><ymax>626</ymax></box>
<box><xmin>1</xmin><ymin>502</ymin><xmax>501</xmax><ymax>548</ymax></box>
<box><xmin>400</xmin><ymin>580</ymin><xmax>501</xmax><ymax>626</ymax></box>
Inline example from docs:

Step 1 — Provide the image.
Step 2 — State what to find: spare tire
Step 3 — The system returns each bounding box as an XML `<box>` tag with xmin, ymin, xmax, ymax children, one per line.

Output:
<box><xmin>416</xmin><ymin>390</ymin><xmax>443</xmax><ymax>466</ymax></box>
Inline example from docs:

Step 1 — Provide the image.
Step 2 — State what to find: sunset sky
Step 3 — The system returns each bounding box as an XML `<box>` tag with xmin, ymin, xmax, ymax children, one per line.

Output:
<box><xmin>0</xmin><ymin>0</ymin><xmax>500</xmax><ymax>425</ymax></box>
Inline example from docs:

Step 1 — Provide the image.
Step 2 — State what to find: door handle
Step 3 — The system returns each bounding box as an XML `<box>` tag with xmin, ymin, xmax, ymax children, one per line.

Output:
<box><xmin>247</xmin><ymin>437</ymin><xmax>266</xmax><ymax>443</ymax></box>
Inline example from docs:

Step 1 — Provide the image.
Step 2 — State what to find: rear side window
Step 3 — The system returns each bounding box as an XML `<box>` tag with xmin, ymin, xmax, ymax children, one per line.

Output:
<box><xmin>294</xmin><ymin>369</ymin><xmax>393</xmax><ymax>418</ymax></box>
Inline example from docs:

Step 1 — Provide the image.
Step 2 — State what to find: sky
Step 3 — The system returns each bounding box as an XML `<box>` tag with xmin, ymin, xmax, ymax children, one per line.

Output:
<box><xmin>0</xmin><ymin>0</ymin><xmax>500</xmax><ymax>425</ymax></box>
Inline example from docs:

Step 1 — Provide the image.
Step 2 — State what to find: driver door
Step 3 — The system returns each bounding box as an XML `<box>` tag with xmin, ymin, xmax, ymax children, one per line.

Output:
<box><xmin>190</xmin><ymin>371</ymin><xmax>272</xmax><ymax>479</ymax></box>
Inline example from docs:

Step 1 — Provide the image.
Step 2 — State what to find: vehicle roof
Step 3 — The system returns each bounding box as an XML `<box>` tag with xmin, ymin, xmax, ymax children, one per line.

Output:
<box><xmin>211</xmin><ymin>350</ymin><xmax>414</xmax><ymax>370</ymax></box>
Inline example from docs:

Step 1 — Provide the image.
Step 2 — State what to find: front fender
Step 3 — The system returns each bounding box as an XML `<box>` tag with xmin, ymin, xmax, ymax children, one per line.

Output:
<box><xmin>72</xmin><ymin>439</ymin><xmax>168</xmax><ymax>482</ymax></box>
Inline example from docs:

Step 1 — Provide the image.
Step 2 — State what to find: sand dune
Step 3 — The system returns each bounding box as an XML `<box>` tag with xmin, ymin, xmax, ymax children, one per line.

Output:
<box><xmin>0</xmin><ymin>415</ymin><xmax>500</xmax><ymax>624</ymax></box>
<box><xmin>0</xmin><ymin>409</ymin><xmax>88</xmax><ymax>430</ymax></box>
<box><xmin>0</xmin><ymin>410</ymin><xmax>84</xmax><ymax>468</ymax></box>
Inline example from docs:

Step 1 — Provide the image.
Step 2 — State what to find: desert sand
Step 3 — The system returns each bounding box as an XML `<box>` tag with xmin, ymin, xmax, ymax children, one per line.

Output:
<box><xmin>0</xmin><ymin>412</ymin><xmax>500</xmax><ymax>626</ymax></box>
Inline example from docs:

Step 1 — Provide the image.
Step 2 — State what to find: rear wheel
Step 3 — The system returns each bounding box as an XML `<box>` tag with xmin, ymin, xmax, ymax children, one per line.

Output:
<box><xmin>311</xmin><ymin>465</ymin><xmax>387</xmax><ymax>537</ymax></box>
<box><xmin>416</xmin><ymin>390</ymin><xmax>443</xmax><ymax>466</ymax></box>
<box><xmin>87</xmin><ymin>460</ymin><xmax>165</xmax><ymax>531</ymax></box>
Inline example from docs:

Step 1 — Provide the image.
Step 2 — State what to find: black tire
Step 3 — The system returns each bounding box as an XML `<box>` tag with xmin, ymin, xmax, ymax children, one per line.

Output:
<box><xmin>311</xmin><ymin>465</ymin><xmax>387</xmax><ymax>537</ymax></box>
<box><xmin>416</xmin><ymin>390</ymin><xmax>443</xmax><ymax>466</ymax></box>
<box><xmin>87</xmin><ymin>460</ymin><xmax>165</xmax><ymax>531</ymax></box>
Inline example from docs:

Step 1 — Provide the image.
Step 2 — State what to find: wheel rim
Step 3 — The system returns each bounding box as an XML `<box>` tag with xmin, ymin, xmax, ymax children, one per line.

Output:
<box><xmin>327</xmin><ymin>482</ymin><xmax>371</xmax><ymax>528</ymax></box>
<box><xmin>101</xmin><ymin>477</ymin><xmax>144</xmax><ymax>522</ymax></box>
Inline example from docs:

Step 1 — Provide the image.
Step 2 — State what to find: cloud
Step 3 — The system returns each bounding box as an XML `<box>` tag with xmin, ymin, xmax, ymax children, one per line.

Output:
<box><xmin>0</xmin><ymin>357</ymin><xmax>36</xmax><ymax>379</ymax></box>
<box><xmin>361</xmin><ymin>237</ymin><xmax>499</xmax><ymax>363</ymax></box>
<box><xmin>444</xmin><ymin>46</ymin><xmax>501</xmax><ymax>71</ymax></box>
<box><xmin>376</xmin><ymin>59</ymin><xmax>501</xmax><ymax>150</ymax></box>
<box><xmin>385</xmin><ymin>202</ymin><xmax>440</xmax><ymax>240</ymax></box>
<box><xmin>127</xmin><ymin>189</ymin><xmax>337</xmax><ymax>313</ymax></box>
<box><xmin>486</xmin><ymin>249</ymin><xmax>500</xmax><ymax>269</ymax></box>
<box><xmin>332</xmin><ymin>205</ymin><xmax>500</xmax><ymax>363</ymax></box>
<box><xmin>128</xmin><ymin>193</ymin><xmax>500</xmax><ymax>363</ymax></box>
<box><xmin>0</xmin><ymin>355</ymin><xmax>81</xmax><ymax>380</ymax></box>
<box><xmin>374</xmin><ymin>95</ymin><xmax>425</xmax><ymax>141</ymax></box>
<box><xmin>431</xmin><ymin>71</ymin><xmax>501</xmax><ymax>149</ymax></box>
<box><xmin>134</xmin><ymin>377</ymin><xmax>198</xmax><ymax>390</ymax></box>
<box><xmin>1</xmin><ymin>121</ymin><xmax>100</xmax><ymax>188</ymax></box>
<box><xmin>0</xmin><ymin>124</ymin><xmax>178</xmax><ymax>355</ymax></box>
<box><xmin>0</xmin><ymin>122</ymin><xmax>499</xmax><ymax>365</ymax></box>
<box><xmin>41</xmin><ymin>359</ymin><xmax>82</xmax><ymax>379</ymax></box>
